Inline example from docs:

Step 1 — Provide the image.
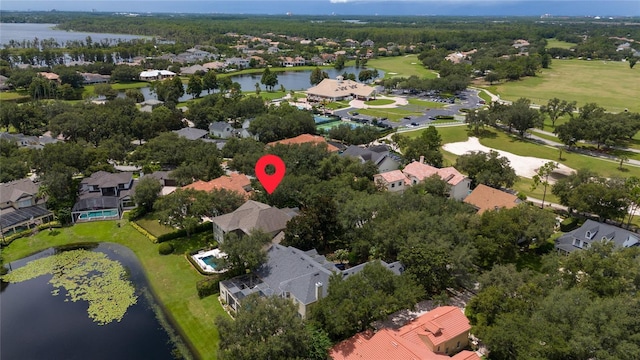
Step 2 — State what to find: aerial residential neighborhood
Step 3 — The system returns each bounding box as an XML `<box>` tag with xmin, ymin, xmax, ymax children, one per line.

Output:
<box><xmin>1</xmin><ymin>5</ymin><xmax>640</xmax><ymax>360</ymax></box>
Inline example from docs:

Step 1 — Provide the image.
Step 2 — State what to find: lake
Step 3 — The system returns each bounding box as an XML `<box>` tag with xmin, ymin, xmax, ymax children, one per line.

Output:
<box><xmin>132</xmin><ymin>66</ymin><xmax>384</xmax><ymax>102</ymax></box>
<box><xmin>0</xmin><ymin>243</ymin><xmax>190</xmax><ymax>360</ymax></box>
<box><xmin>0</xmin><ymin>23</ymin><xmax>147</xmax><ymax>47</ymax></box>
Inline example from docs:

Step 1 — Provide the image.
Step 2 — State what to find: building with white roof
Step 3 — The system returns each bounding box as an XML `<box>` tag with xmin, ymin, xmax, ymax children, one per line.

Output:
<box><xmin>306</xmin><ymin>76</ymin><xmax>376</xmax><ymax>102</ymax></box>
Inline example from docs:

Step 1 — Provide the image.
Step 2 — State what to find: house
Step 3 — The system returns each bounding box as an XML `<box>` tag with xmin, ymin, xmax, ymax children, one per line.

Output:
<box><xmin>140</xmin><ymin>171</ymin><xmax>178</xmax><ymax>195</ymax></box>
<box><xmin>71</xmin><ymin>171</ymin><xmax>136</xmax><ymax>223</ymax></box>
<box><xmin>180</xmin><ymin>64</ymin><xmax>208</xmax><ymax>75</ymax></box>
<box><xmin>279</xmin><ymin>56</ymin><xmax>306</xmax><ymax>67</ymax></box>
<box><xmin>463</xmin><ymin>184</ymin><xmax>520</xmax><ymax>214</ymax></box>
<box><xmin>444</xmin><ymin>49</ymin><xmax>477</xmax><ymax>64</ymax></box>
<box><xmin>183</xmin><ymin>173</ymin><xmax>252</xmax><ymax>199</ymax></box>
<box><xmin>139</xmin><ymin>70</ymin><xmax>176</xmax><ymax>81</ymax></box>
<box><xmin>307</xmin><ymin>76</ymin><xmax>376</xmax><ymax>102</ymax></box>
<box><xmin>374</xmin><ymin>170</ymin><xmax>410</xmax><ymax>193</ymax></box>
<box><xmin>361</xmin><ymin>39</ymin><xmax>375</xmax><ymax>47</ymax></box>
<box><xmin>0</xmin><ymin>132</ymin><xmax>59</xmax><ymax>149</ymax></box>
<box><xmin>38</xmin><ymin>72</ymin><xmax>60</xmax><ymax>82</ymax></box>
<box><xmin>209</xmin><ymin>122</ymin><xmax>235</xmax><ymax>139</ymax></box>
<box><xmin>267</xmin><ymin>134</ymin><xmax>340</xmax><ymax>152</ymax></box>
<box><xmin>330</xmin><ymin>306</ymin><xmax>479</xmax><ymax>360</ymax></box>
<box><xmin>342</xmin><ymin>145</ymin><xmax>401</xmax><ymax>173</ymax></box>
<box><xmin>513</xmin><ymin>39</ymin><xmax>530</xmax><ymax>49</ymax></box>
<box><xmin>203</xmin><ymin>61</ymin><xmax>226</xmax><ymax>71</ymax></box>
<box><xmin>220</xmin><ymin>243</ymin><xmax>403</xmax><ymax>318</ymax></box>
<box><xmin>172</xmin><ymin>127</ymin><xmax>209</xmax><ymax>141</ymax></box>
<box><xmin>80</xmin><ymin>73</ymin><xmax>110</xmax><ymax>84</ymax></box>
<box><xmin>210</xmin><ymin>200</ymin><xmax>297</xmax><ymax>243</ymax></box>
<box><xmin>224</xmin><ymin>57</ymin><xmax>250</xmax><ymax>69</ymax></box>
<box><xmin>555</xmin><ymin>219</ymin><xmax>640</xmax><ymax>255</ymax></box>
<box><xmin>402</xmin><ymin>158</ymin><xmax>471</xmax><ymax>200</ymax></box>
<box><xmin>0</xmin><ymin>178</ymin><xmax>54</xmax><ymax>235</ymax></box>
<box><xmin>0</xmin><ymin>74</ymin><xmax>11</xmax><ymax>91</ymax></box>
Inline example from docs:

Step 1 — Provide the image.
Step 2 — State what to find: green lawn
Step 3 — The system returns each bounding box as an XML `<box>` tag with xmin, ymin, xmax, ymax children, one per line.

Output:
<box><xmin>364</xmin><ymin>98</ymin><xmax>395</xmax><ymax>106</ymax></box>
<box><xmin>0</xmin><ymin>91</ymin><xmax>29</xmax><ymax>101</ymax></box>
<box><xmin>83</xmin><ymin>82</ymin><xmax>149</xmax><ymax>98</ymax></box>
<box><xmin>325</xmin><ymin>101</ymin><xmax>351</xmax><ymax>110</ymax></box>
<box><xmin>367</xmin><ymin>55</ymin><xmax>438</xmax><ymax>79</ymax></box>
<box><xmin>484</xmin><ymin>59</ymin><xmax>640</xmax><ymax>113</ymax></box>
<box><xmin>2</xmin><ymin>220</ymin><xmax>226</xmax><ymax>360</ymax></box>
<box><xmin>407</xmin><ymin>98</ymin><xmax>446</xmax><ymax>108</ymax></box>
<box><xmin>135</xmin><ymin>215</ymin><xmax>176</xmax><ymax>237</ymax></box>
<box><xmin>359</xmin><ymin>106</ymin><xmax>424</xmax><ymax>121</ymax></box>
<box><xmin>546</xmin><ymin>38</ymin><xmax>578</xmax><ymax>49</ymax></box>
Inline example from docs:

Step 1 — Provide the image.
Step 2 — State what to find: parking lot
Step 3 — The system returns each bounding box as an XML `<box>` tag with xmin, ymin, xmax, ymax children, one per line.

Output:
<box><xmin>332</xmin><ymin>88</ymin><xmax>484</xmax><ymax>129</ymax></box>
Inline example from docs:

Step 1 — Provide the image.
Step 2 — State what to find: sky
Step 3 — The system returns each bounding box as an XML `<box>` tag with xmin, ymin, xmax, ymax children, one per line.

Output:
<box><xmin>1</xmin><ymin>0</ymin><xmax>639</xmax><ymax>16</ymax></box>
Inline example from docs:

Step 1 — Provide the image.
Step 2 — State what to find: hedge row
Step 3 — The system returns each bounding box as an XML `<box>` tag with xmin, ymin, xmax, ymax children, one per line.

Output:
<box><xmin>37</xmin><ymin>221</ymin><xmax>62</xmax><ymax>231</ymax></box>
<box><xmin>435</xmin><ymin>115</ymin><xmax>455</xmax><ymax>120</ymax></box>
<box><xmin>157</xmin><ymin>222</ymin><xmax>212</xmax><ymax>243</ymax></box>
<box><xmin>560</xmin><ymin>217</ymin><xmax>581</xmax><ymax>232</ymax></box>
<box><xmin>130</xmin><ymin>222</ymin><xmax>158</xmax><ymax>243</ymax></box>
<box><xmin>196</xmin><ymin>276</ymin><xmax>221</xmax><ymax>299</ymax></box>
<box><xmin>1</xmin><ymin>229</ymin><xmax>32</xmax><ymax>246</ymax></box>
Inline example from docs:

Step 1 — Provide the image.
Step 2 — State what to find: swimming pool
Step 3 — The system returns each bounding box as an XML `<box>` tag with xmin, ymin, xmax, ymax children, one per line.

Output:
<box><xmin>191</xmin><ymin>249</ymin><xmax>227</xmax><ymax>274</ymax></box>
<box><xmin>314</xmin><ymin>115</ymin><xmax>338</xmax><ymax>124</ymax></box>
<box><xmin>316</xmin><ymin>120</ymin><xmax>366</xmax><ymax>131</ymax></box>
<box><xmin>77</xmin><ymin>209</ymin><xmax>119</xmax><ymax>220</ymax></box>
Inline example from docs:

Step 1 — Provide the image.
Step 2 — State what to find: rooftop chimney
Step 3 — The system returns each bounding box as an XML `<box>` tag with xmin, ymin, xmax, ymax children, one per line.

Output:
<box><xmin>315</xmin><ymin>282</ymin><xmax>324</xmax><ymax>301</ymax></box>
<box><xmin>419</xmin><ymin>155</ymin><xmax>425</xmax><ymax>164</ymax></box>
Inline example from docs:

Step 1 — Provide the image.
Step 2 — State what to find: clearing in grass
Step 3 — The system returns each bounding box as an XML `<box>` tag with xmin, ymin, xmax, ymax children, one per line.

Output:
<box><xmin>367</xmin><ymin>55</ymin><xmax>438</xmax><ymax>79</ymax></box>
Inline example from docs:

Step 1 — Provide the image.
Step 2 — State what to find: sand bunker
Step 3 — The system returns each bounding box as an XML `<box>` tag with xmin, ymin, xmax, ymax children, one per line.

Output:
<box><xmin>443</xmin><ymin>137</ymin><xmax>575</xmax><ymax>180</ymax></box>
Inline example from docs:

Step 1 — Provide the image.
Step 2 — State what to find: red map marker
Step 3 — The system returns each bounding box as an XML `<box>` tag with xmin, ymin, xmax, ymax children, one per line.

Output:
<box><xmin>255</xmin><ymin>154</ymin><xmax>286</xmax><ymax>194</ymax></box>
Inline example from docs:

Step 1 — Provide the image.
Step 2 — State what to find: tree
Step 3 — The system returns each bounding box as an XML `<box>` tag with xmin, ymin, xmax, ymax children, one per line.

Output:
<box><xmin>503</xmin><ymin>98</ymin><xmax>543</xmax><ymax>138</ymax></box>
<box><xmin>218</xmin><ymin>230</ymin><xmax>271</xmax><ymax>276</ymax></box>
<box><xmin>310</xmin><ymin>67</ymin><xmax>328</xmax><ymax>85</ymax></box>
<box><xmin>540</xmin><ymin>98</ymin><xmax>577</xmax><ymax>127</ymax></box>
<box><xmin>625</xmin><ymin>177</ymin><xmax>640</xmax><ymax>229</ymax></box>
<box><xmin>202</xmin><ymin>71</ymin><xmax>218</xmax><ymax>94</ymax></box>
<box><xmin>629</xmin><ymin>57</ymin><xmax>637</xmax><ymax>69</ymax></box>
<box><xmin>311</xmin><ymin>262</ymin><xmax>424</xmax><ymax>341</ymax></box>
<box><xmin>93</xmin><ymin>83</ymin><xmax>118</xmax><ymax>100</ymax></box>
<box><xmin>531</xmin><ymin>161</ymin><xmax>559</xmax><ymax>208</ymax></box>
<box><xmin>186</xmin><ymin>75</ymin><xmax>203</xmax><ymax>98</ymax></box>
<box><xmin>216</xmin><ymin>294</ymin><xmax>318</xmax><ymax>360</ymax></box>
<box><xmin>153</xmin><ymin>188</ymin><xmax>208</xmax><ymax>236</ymax></box>
<box><xmin>618</xmin><ymin>154</ymin><xmax>629</xmax><ymax>170</ymax></box>
<box><xmin>260</xmin><ymin>67</ymin><xmax>278</xmax><ymax>91</ymax></box>
<box><xmin>283</xmin><ymin>195</ymin><xmax>342</xmax><ymax>251</ymax></box>
<box><xmin>484</xmin><ymin>71</ymin><xmax>501</xmax><ymax>84</ymax></box>
<box><xmin>394</xmin><ymin>126</ymin><xmax>443</xmax><ymax>167</ymax></box>
<box><xmin>455</xmin><ymin>150</ymin><xmax>517</xmax><ymax>188</ymax></box>
<box><xmin>399</xmin><ymin>239</ymin><xmax>453</xmax><ymax>295</ymax></box>
<box><xmin>124</xmin><ymin>88</ymin><xmax>144</xmax><ymax>103</ymax></box>
<box><xmin>132</xmin><ymin>176</ymin><xmax>162</xmax><ymax>213</ymax></box>
<box><xmin>465</xmin><ymin>109</ymin><xmax>494</xmax><ymax>136</ymax></box>
<box><xmin>334</xmin><ymin>55</ymin><xmax>345</xmax><ymax>70</ymax></box>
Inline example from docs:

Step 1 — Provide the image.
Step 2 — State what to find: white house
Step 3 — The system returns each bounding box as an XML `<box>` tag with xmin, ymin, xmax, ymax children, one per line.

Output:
<box><xmin>139</xmin><ymin>70</ymin><xmax>176</xmax><ymax>81</ymax></box>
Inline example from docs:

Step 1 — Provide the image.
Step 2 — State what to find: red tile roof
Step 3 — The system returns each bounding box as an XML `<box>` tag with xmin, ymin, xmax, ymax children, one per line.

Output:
<box><xmin>374</xmin><ymin>170</ymin><xmax>408</xmax><ymax>184</ymax></box>
<box><xmin>183</xmin><ymin>173</ymin><xmax>252</xmax><ymax>197</ymax></box>
<box><xmin>330</xmin><ymin>307</ymin><xmax>479</xmax><ymax>360</ymax></box>
<box><xmin>395</xmin><ymin>306</ymin><xmax>471</xmax><ymax>348</ymax></box>
<box><xmin>463</xmin><ymin>184</ymin><xmax>519</xmax><ymax>214</ymax></box>
<box><xmin>267</xmin><ymin>134</ymin><xmax>340</xmax><ymax>152</ymax></box>
<box><xmin>402</xmin><ymin>162</ymin><xmax>467</xmax><ymax>186</ymax></box>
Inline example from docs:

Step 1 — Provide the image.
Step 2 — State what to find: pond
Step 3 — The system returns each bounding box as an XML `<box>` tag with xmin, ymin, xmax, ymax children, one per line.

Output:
<box><xmin>0</xmin><ymin>243</ymin><xmax>191</xmax><ymax>360</ymax></box>
<box><xmin>130</xmin><ymin>66</ymin><xmax>384</xmax><ymax>102</ymax></box>
<box><xmin>0</xmin><ymin>23</ymin><xmax>148</xmax><ymax>47</ymax></box>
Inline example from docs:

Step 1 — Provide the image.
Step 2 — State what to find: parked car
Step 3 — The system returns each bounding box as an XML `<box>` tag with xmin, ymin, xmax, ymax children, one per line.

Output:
<box><xmin>410</xmin><ymin>122</ymin><xmax>419</xmax><ymax>126</ymax></box>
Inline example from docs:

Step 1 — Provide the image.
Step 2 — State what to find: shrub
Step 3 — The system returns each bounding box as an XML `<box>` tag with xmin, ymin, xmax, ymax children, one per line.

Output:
<box><xmin>37</xmin><ymin>221</ymin><xmax>62</xmax><ymax>231</ymax></box>
<box><xmin>560</xmin><ymin>217</ymin><xmax>580</xmax><ymax>232</ymax></box>
<box><xmin>158</xmin><ymin>242</ymin><xmax>174</xmax><ymax>255</ymax></box>
<box><xmin>196</xmin><ymin>276</ymin><xmax>221</xmax><ymax>298</ymax></box>
<box><xmin>435</xmin><ymin>115</ymin><xmax>454</xmax><ymax>120</ymax></box>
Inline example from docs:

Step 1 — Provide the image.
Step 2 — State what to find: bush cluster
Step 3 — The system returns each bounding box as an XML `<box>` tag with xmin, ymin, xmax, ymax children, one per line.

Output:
<box><xmin>560</xmin><ymin>217</ymin><xmax>581</xmax><ymax>232</ymax></box>
<box><xmin>158</xmin><ymin>242</ymin><xmax>174</xmax><ymax>255</ymax></box>
<box><xmin>196</xmin><ymin>276</ymin><xmax>221</xmax><ymax>299</ymax></box>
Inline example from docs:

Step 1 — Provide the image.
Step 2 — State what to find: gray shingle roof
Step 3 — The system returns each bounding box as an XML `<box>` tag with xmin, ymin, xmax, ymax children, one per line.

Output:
<box><xmin>343</xmin><ymin>145</ymin><xmax>390</xmax><ymax>166</ymax></box>
<box><xmin>80</xmin><ymin>171</ymin><xmax>133</xmax><ymax>189</ymax></box>
<box><xmin>209</xmin><ymin>121</ymin><xmax>233</xmax><ymax>133</ymax></box>
<box><xmin>556</xmin><ymin>219</ymin><xmax>640</xmax><ymax>253</ymax></box>
<box><xmin>212</xmin><ymin>200</ymin><xmax>294</xmax><ymax>236</ymax></box>
<box><xmin>0</xmin><ymin>178</ymin><xmax>39</xmax><ymax>204</ymax></box>
<box><xmin>173</xmin><ymin>127</ymin><xmax>208</xmax><ymax>140</ymax></box>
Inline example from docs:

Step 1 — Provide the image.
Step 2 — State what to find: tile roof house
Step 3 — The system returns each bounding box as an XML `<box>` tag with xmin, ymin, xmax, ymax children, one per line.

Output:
<box><xmin>330</xmin><ymin>306</ymin><xmax>479</xmax><ymax>360</ymax></box>
<box><xmin>71</xmin><ymin>171</ymin><xmax>136</xmax><ymax>223</ymax></box>
<box><xmin>306</xmin><ymin>76</ymin><xmax>376</xmax><ymax>102</ymax></box>
<box><xmin>373</xmin><ymin>170</ymin><xmax>410</xmax><ymax>193</ymax></box>
<box><xmin>342</xmin><ymin>145</ymin><xmax>401</xmax><ymax>173</ymax></box>
<box><xmin>0</xmin><ymin>178</ymin><xmax>54</xmax><ymax>235</ymax></box>
<box><xmin>183</xmin><ymin>173</ymin><xmax>252</xmax><ymax>198</ymax></box>
<box><xmin>211</xmin><ymin>200</ymin><xmax>297</xmax><ymax>243</ymax></box>
<box><xmin>403</xmin><ymin>159</ymin><xmax>471</xmax><ymax>200</ymax></box>
<box><xmin>81</xmin><ymin>72</ymin><xmax>111</xmax><ymax>84</ymax></box>
<box><xmin>463</xmin><ymin>184</ymin><xmax>520</xmax><ymax>214</ymax></box>
<box><xmin>179</xmin><ymin>64</ymin><xmax>208</xmax><ymax>75</ymax></box>
<box><xmin>267</xmin><ymin>134</ymin><xmax>340</xmax><ymax>152</ymax></box>
<box><xmin>220</xmin><ymin>243</ymin><xmax>404</xmax><ymax>318</ymax></box>
<box><xmin>172</xmin><ymin>127</ymin><xmax>209</xmax><ymax>141</ymax></box>
<box><xmin>555</xmin><ymin>219</ymin><xmax>640</xmax><ymax>255</ymax></box>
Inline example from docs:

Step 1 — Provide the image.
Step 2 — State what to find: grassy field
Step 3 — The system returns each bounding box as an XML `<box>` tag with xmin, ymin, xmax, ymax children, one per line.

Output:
<box><xmin>407</xmin><ymin>98</ymin><xmax>446</xmax><ymax>108</ymax></box>
<box><xmin>83</xmin><ymin>81</ymin><xmax>149</xmax><ymax>97</ymax></box>
<box><xmin>2</xmin><ymin>220</ymin><xmax>226</xmax><ymax>360</ymax></box>
<box><xmin>0</xmin><ymin>91</ymin><xmax>29</xmax><ymax>101</ymax></box>
<box><xmin>484</xmin><ymin>59</ymin><xmax>640</xmax><ymax>113</ymax></box>
<box><xmin>367</xmin><ymin>55</ymin><xmax>438</xmax><ymax>79</ymax></box>
<box><xmin>359</xmin><ymin>106</ymin><xmax>424</xmax><ymax>121</ymax></box>
<box><xmin>546</xmin><ymin>38</ymin><xmax>578</xmax><ymax>49</ymax></box>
